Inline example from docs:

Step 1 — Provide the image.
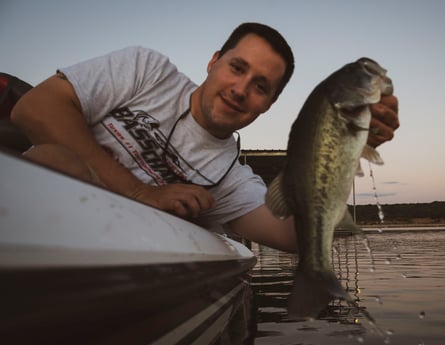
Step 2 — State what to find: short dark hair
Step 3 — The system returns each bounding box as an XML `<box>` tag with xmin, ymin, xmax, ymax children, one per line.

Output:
<box><xmin>219</xmin><ymin>22</ymin><xmax>294</xmax><ymax>101</ymax></box>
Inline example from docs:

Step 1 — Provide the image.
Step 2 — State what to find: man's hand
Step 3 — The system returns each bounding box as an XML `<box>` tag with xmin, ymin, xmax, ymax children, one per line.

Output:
<box><xmin>368</xmin><ymin>95</ymin><xmax>399</xmax><ymax>147</ymax></box>
<box><xmin>131</xmin><ymin>183</ymin><xmax>216</xmax><ymax>219</ymax></box>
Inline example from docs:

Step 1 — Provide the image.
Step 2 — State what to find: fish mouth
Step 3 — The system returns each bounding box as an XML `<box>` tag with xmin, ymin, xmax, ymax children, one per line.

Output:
<box><xmin>355</xmin><ymin>84</ymin><xmax>384</xmax><ymax>104</ymax></box>
<box><xmin>332</xmin><ymin>57</ymin><xmax>394</xmax><ymax>114</ymax></box>
<box><xmin>357</xmin><ymin>57</ymin><xmax>387</xmax><ymax>76</ymax></box>
<box><xmin>336</xmin><ymin>67</ymin><xmax>393</xmax><ymax>113</ymax></box>
<box><xmin>338</xmin><ymin>104</ymin><xmax>368</xmax><ymax>118</ymax></box>
<box><xmin>357</xmin><ymin>58</ymin><xmax>394</xmax><ymax>96</ymax></box>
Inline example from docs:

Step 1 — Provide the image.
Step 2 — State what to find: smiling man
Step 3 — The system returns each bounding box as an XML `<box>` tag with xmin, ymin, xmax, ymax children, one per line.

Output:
<box><xmin>11</xmin><ymin>22</ymin><xmax>399</xmax><ymax>253</ymax></box>
<box><xmin>193</xmin><ymin>33</ymin><xmax>287</xmax><ymax>139</ymax></box>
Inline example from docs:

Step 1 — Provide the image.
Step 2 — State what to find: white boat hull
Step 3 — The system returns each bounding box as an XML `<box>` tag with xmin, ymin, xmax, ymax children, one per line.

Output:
<box><xmin>0</xmin><ymin>150</ymin><xmax>256</xmax><ymax>344</ymax></box>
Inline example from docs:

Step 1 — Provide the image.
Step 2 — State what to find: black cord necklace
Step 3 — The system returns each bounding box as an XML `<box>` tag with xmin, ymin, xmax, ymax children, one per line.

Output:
<box><xmin>162</xmin><ymin>108</ymin><xmax>240</xmax><ymax>189</ymax></box>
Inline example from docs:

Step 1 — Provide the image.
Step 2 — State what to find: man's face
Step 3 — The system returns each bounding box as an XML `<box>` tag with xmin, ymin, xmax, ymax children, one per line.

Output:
<box><xmin>192</xmin><ymin>34</ymin><xmax>286</xmax><ymax>139</ymax></box>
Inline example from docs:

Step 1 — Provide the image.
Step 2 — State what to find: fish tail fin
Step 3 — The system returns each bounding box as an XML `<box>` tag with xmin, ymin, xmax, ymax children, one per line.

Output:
<box><xmin>288</xmin><ymin>269</ymin><xmax>354</xmax><ymax>319</ymax></box>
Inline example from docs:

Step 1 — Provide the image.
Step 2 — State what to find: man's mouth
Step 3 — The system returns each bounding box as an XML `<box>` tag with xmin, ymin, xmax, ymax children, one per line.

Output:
<box><xmin>220</xmin><ymin>94</ymin><xmax>244</xmax><ymax>113</ymax></box>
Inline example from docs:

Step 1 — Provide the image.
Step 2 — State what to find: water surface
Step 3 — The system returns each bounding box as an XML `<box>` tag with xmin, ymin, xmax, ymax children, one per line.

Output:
<box><xmin>252</xmin><ymin>228</ymin><xmax>445</xmax><ymax>344</ymax></box>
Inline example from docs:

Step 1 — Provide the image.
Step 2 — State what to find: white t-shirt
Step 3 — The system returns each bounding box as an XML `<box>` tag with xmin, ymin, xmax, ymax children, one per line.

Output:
<box><xmin>60</xmin><ymin>46</ymin><xmax>267</xmax><ymax>227</ymax></box>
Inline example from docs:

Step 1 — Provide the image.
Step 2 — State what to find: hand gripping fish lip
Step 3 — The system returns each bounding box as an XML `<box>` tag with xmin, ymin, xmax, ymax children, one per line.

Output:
<box><xmin>333</xmin><ymin>59</ymin><xmax>393</xmax><ymax>120</ymax></box>
<box><xmin>357</xmin><ymin>57</ymin><xmax>394</xmax><ymax>96</ymax></box>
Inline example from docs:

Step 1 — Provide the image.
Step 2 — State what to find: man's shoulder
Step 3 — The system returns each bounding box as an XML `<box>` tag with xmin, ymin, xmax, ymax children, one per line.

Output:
<box><xmin>219</xmin><ymin>161</ymin><xmax>266</xmax><ymax>196</ymax></box>
<box><xmin>108</xmin><ymin>46</ymin><xmax>169</xmax><ymax>62</ymax></box>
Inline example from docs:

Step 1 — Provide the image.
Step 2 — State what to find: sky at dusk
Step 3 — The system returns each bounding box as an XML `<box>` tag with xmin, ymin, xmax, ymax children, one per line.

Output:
<box><xmin>1</xmin><ymin>0</ymin><xmax>444</xmax><ymax>205</ymax></box>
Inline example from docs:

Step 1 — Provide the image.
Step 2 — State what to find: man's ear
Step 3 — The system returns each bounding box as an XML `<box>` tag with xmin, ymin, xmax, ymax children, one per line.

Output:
<box><xmin>207</xmin><ymin>51</ymin><xmax>221</xmax><ymax>73</ymax></box>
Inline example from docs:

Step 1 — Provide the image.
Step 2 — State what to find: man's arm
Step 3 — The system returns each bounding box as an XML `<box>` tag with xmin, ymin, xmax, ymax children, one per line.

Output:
<box><xmin>228</xmin><ymin>95</ymin><xmax>399</xmax><ymax>254</ymax></box>
<box><xmin>11</xmin><ymin>74</ymin><xmax>215</xmax><ymax>218</ymax></box>
<box><xmin>228</xmin><ymin>205</ymin><xmax>297</xmax><ymax>253</ymax></box>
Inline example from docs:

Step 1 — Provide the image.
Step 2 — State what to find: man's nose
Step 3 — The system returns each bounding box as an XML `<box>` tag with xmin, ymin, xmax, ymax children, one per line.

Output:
<box><xmin>231</xmin><ymin>78</ymin><xmax>249</xmax><ymax>101</ymax></box>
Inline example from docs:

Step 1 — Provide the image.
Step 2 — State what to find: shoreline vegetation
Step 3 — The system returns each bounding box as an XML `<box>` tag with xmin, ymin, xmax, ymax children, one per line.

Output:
<box><xmin>348</xmin><ymin>201</ymin><xmax>445</xmax><ymax>227</ymax></box>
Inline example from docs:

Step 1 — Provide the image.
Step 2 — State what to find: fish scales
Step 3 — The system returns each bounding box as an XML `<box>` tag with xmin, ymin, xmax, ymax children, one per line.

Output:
<box><xmin>266</xmin><ymin>57</ymin><xmax>393</xmax><ymax>318</ymax></box>
<box><xmin>287</xmin><ymin>89</ymin><xmax>364</xmax><ymax>271</ymax></box>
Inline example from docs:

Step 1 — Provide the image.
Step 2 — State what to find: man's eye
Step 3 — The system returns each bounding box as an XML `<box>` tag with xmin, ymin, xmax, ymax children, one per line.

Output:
<box><xmin>256</xmin><ymin>83</ymin><xmax>269</xmax><ymax>94</ymax></box>
<box><xmin>230</xmin><ymin>63</ymin><xmax>243</xmax><ymax>73</ymax></box>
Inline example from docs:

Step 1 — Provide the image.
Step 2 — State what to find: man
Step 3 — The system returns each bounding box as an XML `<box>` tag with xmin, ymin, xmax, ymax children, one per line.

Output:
<box><xmin>11</xmin><ymin>23</ymin><xmax>399</xmax><ymax>253</ymax></box>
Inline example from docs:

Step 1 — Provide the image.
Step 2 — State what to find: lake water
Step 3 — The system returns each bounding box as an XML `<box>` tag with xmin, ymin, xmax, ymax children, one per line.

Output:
<box><xmin>251</xmin><ymin>228</ymin><xmax>445</xmax><ymax>345</ymax></box>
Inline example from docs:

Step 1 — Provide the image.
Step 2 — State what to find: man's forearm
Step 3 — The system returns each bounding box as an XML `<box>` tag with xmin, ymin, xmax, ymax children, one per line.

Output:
<box><xmin>11</xmin><ymin>74</ymin><xmax>144</xmax><ymax>199</ymax></box>
<box><xmin>229</xmin><ymin>205</ymin><xmax>298</xmax><ymax>253</ymax></box>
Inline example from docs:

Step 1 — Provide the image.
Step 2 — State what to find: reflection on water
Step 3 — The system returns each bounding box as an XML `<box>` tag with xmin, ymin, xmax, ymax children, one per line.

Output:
<box><xmin>251</xmin><ymin>229</ymin><xmax>445</xmax><ymax>345</ymax></box>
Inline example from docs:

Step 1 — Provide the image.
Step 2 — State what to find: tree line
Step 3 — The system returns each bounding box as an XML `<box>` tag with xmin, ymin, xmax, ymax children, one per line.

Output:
<box><xmin>347</xmin><ymin>201</ymin><xmax>445</xmax><ymax>225</ymax></box>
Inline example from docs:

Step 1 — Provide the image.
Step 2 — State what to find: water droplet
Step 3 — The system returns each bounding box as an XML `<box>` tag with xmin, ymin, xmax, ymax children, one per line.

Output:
<box><xmin>378</xmin><ymin>210</ymin><xmax>385</xmax><ymax>222</ymax></box>
<box><xmin>368</xmin><ymin>161</ymin><xmax>385</xmax><ymax>223</ymax></box>
<box><xmin>357</xmin><ymin>336</ymin><xmax>364</xmax><ymax>343</ymax></box>
<box><xmin>395</xmin><ymin>254</ymin><xmax>402</xmax><ymax>260</ymax></box>
<box><xmin>375</xmin><ymin>296</ymin><xmax>383</xmax><ymax>304</ymax></box>
<box><xmin>385</xmin><ymin>258</ymin><xmax>392</xmax><ymax>265</ymax></box>
<box><xmin>384</xmin><ymin>336</ymin><xmax>391</xmax><ymax>344</ymax></box>
<box><xmin>419</xmin><ymin>311</ymin><xmax>426</xmax><ymax>319</ymax></box>
<box><xmin>377</xmin><ymin>228</ymin><xmax>383</xmax><ymax>233</ymax></box>
<box><xmin>401</xmin><ymin>273</ymin><xmax>407</xmax><ymax>278</ymax></box>
<box><xmin>362</xmin><ymin>236</ymin><xmax>376</xmax><ymax>272</ymax></box>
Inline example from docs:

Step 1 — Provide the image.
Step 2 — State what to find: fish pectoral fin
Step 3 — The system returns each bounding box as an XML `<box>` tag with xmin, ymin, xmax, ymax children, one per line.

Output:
<box><xmin>356</xmin><ymin>145</ymin><xmax>383</xmax><ymax>176</ymax></box>
<box><xmin>335</xmin><ymin>209</ymin><xmax>364</xmax><ymax>237</ymax></box>
<box><xmin>265</xmin><ymin>172</ymin><xmax>292</xmax><ymax>219</ymax></box>
<box><xmin>361</xmin><ymin>144</ymin><xmax>384</xmax><ymax>165</ymax></box>
<box><xmin>287</xmin><ymin>269</ymin><xmax>354</xmax><ymax>319</ymax></box>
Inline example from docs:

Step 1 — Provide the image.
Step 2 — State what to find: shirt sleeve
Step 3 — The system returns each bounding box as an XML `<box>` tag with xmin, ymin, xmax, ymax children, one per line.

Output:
<box><xmin>198</xmin><ymin>162</ymin><xmax>267</xmax><ymax>227</ymax></box>
<box><xmin>59</xmin><ymin>46</ymin><xmax>176</xmax><ymax>125</ymax></box>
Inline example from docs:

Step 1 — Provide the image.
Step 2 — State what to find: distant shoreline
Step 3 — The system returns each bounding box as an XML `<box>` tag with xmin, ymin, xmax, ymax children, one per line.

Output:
<box><xmin>360</xmin><ymin>222</ymin><xmax>445</xmax><ymax>228</ymax></box>
<box><xmin>359</xmin><ymin>223</ymin><xmax>445</xmax><ymax>234</ymax></box>
<box><xmin>349</xmin><ymin>202</ymin><xmax>445</xmax><ymax>226</ymax></box>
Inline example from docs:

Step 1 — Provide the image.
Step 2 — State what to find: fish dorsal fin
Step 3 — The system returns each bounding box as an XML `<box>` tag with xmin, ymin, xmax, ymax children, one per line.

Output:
<box><xmin>265</xmin><ymin>172</ymin><xmax>292</xmax><ymax>219</ymax></box>
<box><xmin>334</xmin><ymin>209</ymin><xmax>364</xmax><ymax>237</ymax></box>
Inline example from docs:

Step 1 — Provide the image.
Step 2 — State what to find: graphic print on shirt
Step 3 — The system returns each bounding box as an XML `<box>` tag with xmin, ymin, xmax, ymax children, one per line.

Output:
<box><xmin>101</xmin><ymin>107</ymin><xmax>188</xmax><ymax>185</ymax></box>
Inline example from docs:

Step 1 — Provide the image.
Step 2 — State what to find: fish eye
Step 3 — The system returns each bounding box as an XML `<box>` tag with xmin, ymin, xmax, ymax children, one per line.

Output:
<box><xmin>363</xmin><ymin>63</ymin><xmax>379</xmax><ymax>76</ymax></box>
<box><xmin>358</xmin><ymin>58</ymin><xmax>386</xmax><ymax>77</ymax></box>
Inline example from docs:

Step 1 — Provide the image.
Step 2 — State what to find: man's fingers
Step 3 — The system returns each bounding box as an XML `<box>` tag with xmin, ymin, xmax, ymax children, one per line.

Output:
<box><xmin>368</xmin><ymin>117</ymin><xmax>395</xmax><ymax>147</ymax></box>
<box><xmin>368</xmin><ymin>95</ymin><xmax>399</xmax><ymax>147</ymax></box>
<box><xmin>170</xmin><ymin>200</ymin><xmax>190</xmax><ymax>218</ymax></box>
<box><xmin>370</xmin><ymin>95</ymin><xmax>400</xmax><ymax>129</ymax></box>
<box><xmin>162</xmin><ymin>184</ymin><xmax>215</xmax><ymax>218</ymax></box>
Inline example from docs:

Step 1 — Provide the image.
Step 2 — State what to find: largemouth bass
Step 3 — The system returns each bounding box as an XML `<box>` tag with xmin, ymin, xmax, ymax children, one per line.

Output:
<box><xmin>266</xmin><ymin>58</ymin><xmax>393</xmax><ymax>318</ymax></box>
